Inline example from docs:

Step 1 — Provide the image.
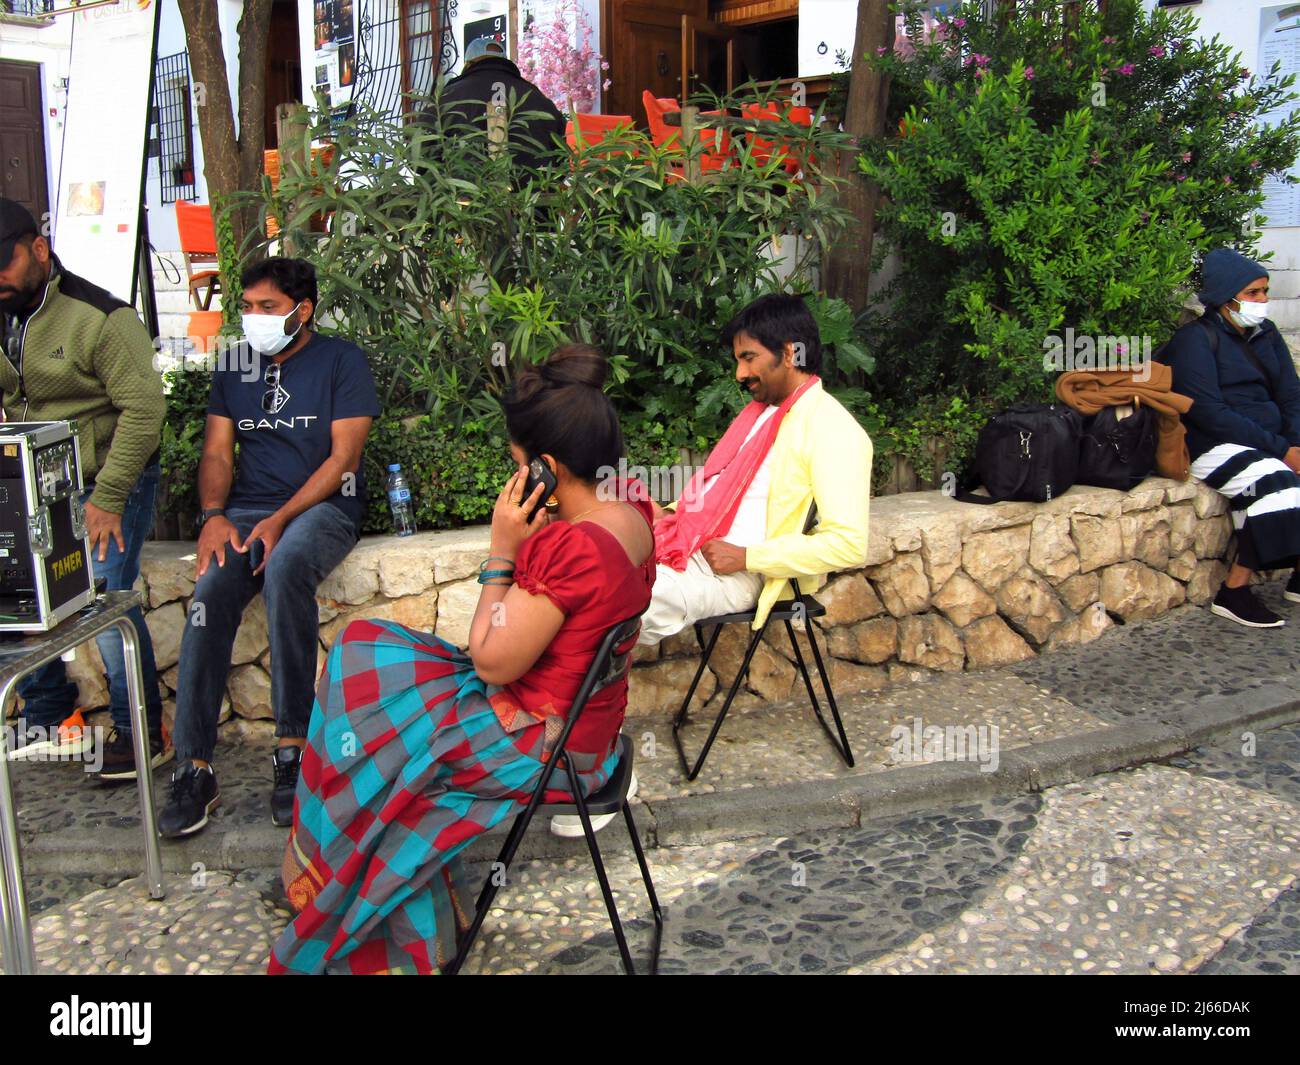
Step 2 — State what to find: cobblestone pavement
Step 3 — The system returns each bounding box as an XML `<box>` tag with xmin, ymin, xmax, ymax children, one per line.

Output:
<box><xmin>8</xmin><ymin>721</ymin><xmax>1299</xmax><ymax>975</ymax></box>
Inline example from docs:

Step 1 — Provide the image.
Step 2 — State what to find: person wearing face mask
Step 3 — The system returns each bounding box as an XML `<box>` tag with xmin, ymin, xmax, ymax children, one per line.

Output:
<box><xmin>159</xmin><ymin>256</ymin><xmax>379</xmax><ymax>838</ymax></box>
<box><xmin>0</xmin><ymin>198</ymin><xmax>169</xmax><ymax>778</ymax></box>
<box><xmin>1166</xmin><ymin>246</ymin><xmax>1300</xmax><ymax>628</ymax></box>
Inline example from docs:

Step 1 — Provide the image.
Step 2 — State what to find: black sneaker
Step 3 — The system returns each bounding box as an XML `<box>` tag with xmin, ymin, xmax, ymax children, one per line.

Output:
<box><xmin>94</xmin><ymin>726</ymin><xmax>174</xmax><ymax>782</ymax></box>
<box><xmin>158</xmin><ymin>760</ymin><xmax>220</xmax><ymax>839</ymax></box>
<box><xmin>271</xmin><ymin>746</ymin><xmax>302</xmax><ymax>827</ymax></box>
<box><xmin>1285</xmin><ymin>572</ymin><xmax>1300</xmax><ymax>604</ymax></box>
<box><xmin>1211</xmin><ymin>583</ymin><xmax>1285</xmax><ymax>628</ymax></box>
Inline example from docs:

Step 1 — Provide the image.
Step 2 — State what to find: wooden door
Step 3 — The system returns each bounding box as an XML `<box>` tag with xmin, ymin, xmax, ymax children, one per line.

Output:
<box><xmin>0</xmin><ymin>60</ymin><xmax>50</xmax><ymax>226</ymax></box>
<box><xmin>603</xmin><ymin>0</ymin><xmax>706</xmax><ymax>122</ymax></box>
<box><xmin>681</xmin><ymin>15</ymin><xmax>736</xmax><ymax>102</ymax></box>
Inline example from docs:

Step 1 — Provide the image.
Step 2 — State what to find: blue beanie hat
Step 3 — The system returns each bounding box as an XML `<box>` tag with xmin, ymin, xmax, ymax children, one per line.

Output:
<box><xmin>1197</xmin><ymin>247</ymin><xmax>1268</xmax><ymax>307</ymax></box>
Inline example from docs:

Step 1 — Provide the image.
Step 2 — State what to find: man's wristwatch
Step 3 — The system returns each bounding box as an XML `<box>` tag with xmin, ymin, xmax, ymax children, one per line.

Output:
<box><xmin>198</xmin><ymin>507</ymin><xmax>226</xmax><ymax>529</ymax></box>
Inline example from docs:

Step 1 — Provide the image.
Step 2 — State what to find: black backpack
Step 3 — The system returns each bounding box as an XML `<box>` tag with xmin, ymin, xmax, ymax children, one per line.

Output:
<box><xmin>1075</xmin><ymin>404</ymin><xmax>1158</xmax><ymax>491</ymax></box>
<box><xmin>957</xmin><ymin>403</ymin><xmax>1083</xmax><ymax>504</ymax></box>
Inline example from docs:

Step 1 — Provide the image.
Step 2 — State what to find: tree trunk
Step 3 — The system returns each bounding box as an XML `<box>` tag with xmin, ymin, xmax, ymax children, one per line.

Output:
<box><xmin>176</xmin><ymin>0</ymin><xmax>274</xmax><ymax>259</ymax></box>
<box><xmin>823</xmin><ymin>0</ymin><xmax>894</xmax><ymax>314</ymax></box>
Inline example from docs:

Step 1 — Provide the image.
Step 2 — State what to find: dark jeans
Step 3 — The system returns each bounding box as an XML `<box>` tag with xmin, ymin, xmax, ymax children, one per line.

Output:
<box><xmin>18</xmin><ymin>464</ymin><xmax>163</xmax><ymax>734</ymax></box>
<box><xmin>171</xmin><ymin>501</ymin><xmax>357</xmax><ymax>764</ymax></box>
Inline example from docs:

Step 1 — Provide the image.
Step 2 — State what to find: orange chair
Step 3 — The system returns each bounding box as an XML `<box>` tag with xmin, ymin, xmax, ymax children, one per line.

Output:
<box><xmin>186</xmin><ymin>309</ymin><xmax>223</xmax><ymax>354</ymax></box>
<box><xmin>740</xmin><ymin>102</ymin><xmax>813</xmax><ymax>176</ymax></box>
<box><xmin>174</xmin><ymin>201</ymin><xmax>220</xmax><ymax>311</ymax></box>
<box><xmin>565</xmin><ymin>112</ymin><xmax>636</xmax><ymax>151</ymax></box>
<box><xmin>641</xmin><ymin>92</ymin><xmax>731</xmax><ymax>173</ymax></box>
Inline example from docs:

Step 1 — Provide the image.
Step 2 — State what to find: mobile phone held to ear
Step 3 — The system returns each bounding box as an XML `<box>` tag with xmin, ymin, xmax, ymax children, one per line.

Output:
<box><xmin>521</xmin><ymin>455</ymin><xmax>557</xmax><ymax>523</ymax></box>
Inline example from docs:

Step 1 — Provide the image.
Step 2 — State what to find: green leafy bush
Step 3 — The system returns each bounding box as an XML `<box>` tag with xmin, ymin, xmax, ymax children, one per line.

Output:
<box><xmin>861</xmin><ymin>0</ymin><xmax>1300</xmax><ymax>415</ymax></box>
<box><xmin>158</xmin><ymin>366</ymin><xmax>213</xmax><ymax>535</ymax></box>
<box><xmin>358</xmin><ymin>411</ymin><xmax>736</xmax><ymax>535</ymax></box>
<box><xmin>256</xmin><ymin>89</ymin><xmax>865</xmax><ymax>446</ymax></box>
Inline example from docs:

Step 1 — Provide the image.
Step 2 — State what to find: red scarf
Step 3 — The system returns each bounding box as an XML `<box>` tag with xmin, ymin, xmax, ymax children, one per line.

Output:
<box><xmin>655</xmin><ymin>376</ymin><xmax>818</xmax><ymax>571</ymax></box>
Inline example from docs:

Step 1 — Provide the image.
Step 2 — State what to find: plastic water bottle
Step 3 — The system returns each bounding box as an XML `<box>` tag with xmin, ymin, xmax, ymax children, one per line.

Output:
<box><xmin>386</xmin><ymin>464</ymin><xmax>416</xmax><ymax>537</ymax></box>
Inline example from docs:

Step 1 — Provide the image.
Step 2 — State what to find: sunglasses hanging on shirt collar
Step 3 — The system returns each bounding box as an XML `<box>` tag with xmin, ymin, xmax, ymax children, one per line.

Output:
<box><xmin>262</xmin><ymin>360</ymin><xmax>291</xmax><ymax>414</ymax></box>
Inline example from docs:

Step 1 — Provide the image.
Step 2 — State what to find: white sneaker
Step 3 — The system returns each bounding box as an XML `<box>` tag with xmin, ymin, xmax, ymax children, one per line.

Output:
<box><xmin>549</xmin><ymin>770</ymin><xmax>637</xmax><ymax>838</ymax></box>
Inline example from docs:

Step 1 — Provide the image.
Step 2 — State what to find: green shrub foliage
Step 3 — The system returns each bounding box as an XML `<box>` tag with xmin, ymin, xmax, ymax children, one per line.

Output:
<box><xmin>861</xmin><ymin>0</ymin><xmax>1300</xmax><ymax>415</ymax></box>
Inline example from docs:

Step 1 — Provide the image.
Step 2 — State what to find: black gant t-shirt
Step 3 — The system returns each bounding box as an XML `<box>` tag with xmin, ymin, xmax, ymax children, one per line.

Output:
<box><xmin>207</xmin><ymin>333</ymin><xmax>380</xmax><ymax>529</ymax></box>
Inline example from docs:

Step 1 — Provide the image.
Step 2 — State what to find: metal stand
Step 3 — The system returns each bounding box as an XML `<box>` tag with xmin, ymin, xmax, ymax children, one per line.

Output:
<box><xmin>0</xmin><ymin>591</ymin><xmax>164</xmax><ymax>975</ymax></box>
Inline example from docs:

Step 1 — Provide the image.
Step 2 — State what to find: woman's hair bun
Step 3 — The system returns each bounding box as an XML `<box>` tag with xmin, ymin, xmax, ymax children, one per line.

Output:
<box><xmin>538</xmin><ymin>343</ymin><xmax>607</xmax><ymax>390</ymax></box>
<box><xmin>501</xmin><ymin>341</ymin><xmax>622</xmax><ymax>483</ymax></box>
<box><xmin>509</xmin><ymin>342</ymin><xmax>606</xmax><ymax>404</ymax></box>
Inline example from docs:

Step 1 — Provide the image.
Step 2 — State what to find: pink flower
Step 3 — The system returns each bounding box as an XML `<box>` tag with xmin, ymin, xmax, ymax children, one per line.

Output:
<box><xmin>1118</xmin><ymin>64</ymin><xmax>1135</xmax><ymax>76</ymax></box>
<box><xmin>1149</xmin><ymin>45</ymin><xmax>1165</xmax><ymax>58</ymax></box>
<box><xmin>1224</xmin><ymin>176</ymin><xmax>1233</xmax><ymax>185</ymax></box>
<box><xmin>952</xmin><ymin>17</ymin><xmax>967</xmax><ymax>27</ymax></box>
<box><xmin>1102</xmin><ymin>36</ymin><xmax>1119</xmax><ymax>45</ymax></box>
<box><xmin>1176</xmin><ymin>173</ymin><xmax>1187</xmax><ymax>182</ymax></box>
<box><xmin>1089</xmin><ymin>151</ymin><xmax>1100</xmax><ymax>166</ymax></box>
<box><xmin>1024</xmin><ymin>66</ymin><xmax>1034</xmax><ymax>80</ymax></box>
<box><xmin>876</xmin><ymin>46</ymin><xmax>888</xmax><ymax>56</ymax></box>
<box><xmin>1181</xmin><ymin>151</ymin><xmax>1192</xmax><ymax>163</ymax></box>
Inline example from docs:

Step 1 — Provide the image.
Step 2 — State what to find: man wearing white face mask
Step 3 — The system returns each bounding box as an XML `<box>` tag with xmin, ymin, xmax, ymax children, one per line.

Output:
<box><xmin>161</xmin><ymin>257</ymin><xmax>379</xmax><ymax>838</ymax></box>
<box><xmin>1167</xmin><ymin>247</ymin><xmax>1300</xmax><ymax>628</ymax></box>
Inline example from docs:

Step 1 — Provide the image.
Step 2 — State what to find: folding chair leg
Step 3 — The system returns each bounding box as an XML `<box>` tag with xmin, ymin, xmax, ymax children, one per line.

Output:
<box><xmin>623</xmin><ymin>802</ymin><xmax>663</xmax><ymax>975</ymax></box>
<box><xmin>447</xmin><ymin>756</ymin><xmax>568</xmax><ymax>975</ymax></box>
<box><xmin>567</xmin><ymin>762</ymin><xmax>637</xmax><ymax>974</ymax></box>
<box><xmin>785</xmin><ymin>618</ymin><xmax>854</xmax><ymax>768</ymax></box>
<box><xmin>672</xmin><ymin>622</ymin><xmax>768</xmax><ymax>781</ymax></box>
<box><xmin>672</xmin><ymin>622</ymin><xmax>718</xmax><ymax>732</ymax></box>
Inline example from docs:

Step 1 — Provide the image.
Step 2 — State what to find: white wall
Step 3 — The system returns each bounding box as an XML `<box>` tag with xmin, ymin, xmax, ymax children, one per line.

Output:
<box><xmin>1143</xmin><ymin>0</ymin><xmax>1300</xmax><ymax>330</ymax></box>
<box><xmin>798</xmin><ymin>0</ymin><xmax>858</xmax><ymax>78</ymax></box>
<box><xmin>0</xmin><ymin>12</ymin><xmax>74</xmax><ymax>231</ymax></box>
<box><xmin>142</xmin><ymin>0</ymin><xmax>238</xmax><ymax>252</ymax></box>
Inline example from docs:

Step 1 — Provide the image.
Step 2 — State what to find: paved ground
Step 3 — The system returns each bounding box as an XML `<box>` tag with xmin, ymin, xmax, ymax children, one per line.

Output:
<box><xmin>5</xmin><ymin>593</ymin><xmax>1300</xmax><ymax>974</ymax></box>
<box><xmin>8</xmin><ymin>718</ymin><xmax>1300</xmax><ymax>975</ymax></box>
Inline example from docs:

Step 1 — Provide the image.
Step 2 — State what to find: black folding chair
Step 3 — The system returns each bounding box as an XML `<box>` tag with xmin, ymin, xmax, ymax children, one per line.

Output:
<box><xmin>672</xmin><ymin>505</ymin><xmax>855</xmax><ymax>781</ymax></box>
<box><xmin>447</xmin><ymin>615</ymin><xmax>663</xmax><ymax>975</ymax></box>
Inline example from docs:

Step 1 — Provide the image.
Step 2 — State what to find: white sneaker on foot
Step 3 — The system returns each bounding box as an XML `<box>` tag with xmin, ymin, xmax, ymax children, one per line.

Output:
<box><xmin>549</xmin><ymin>770</ymin><xmax>637</xmax><ymax>838</ymax></box>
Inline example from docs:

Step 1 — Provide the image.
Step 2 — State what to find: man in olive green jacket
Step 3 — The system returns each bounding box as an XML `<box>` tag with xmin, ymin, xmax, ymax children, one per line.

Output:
<box><xmin>0</xmin><ymin>198</ymin><xmax>168</xmax><ymax>779</ymax></box>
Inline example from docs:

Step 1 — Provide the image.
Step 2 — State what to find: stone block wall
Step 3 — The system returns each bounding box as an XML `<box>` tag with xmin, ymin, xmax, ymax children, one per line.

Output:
<box><xmin>9</xmin><ymin>478</ymin><xmax>1242</xmax><ymax>734</ymax></box>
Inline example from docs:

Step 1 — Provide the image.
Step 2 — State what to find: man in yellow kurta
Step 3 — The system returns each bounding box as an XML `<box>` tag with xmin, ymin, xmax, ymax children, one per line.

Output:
<box><xmin>640</xmin><ymin>293</ymin><xmax>873</xmax><ymax>644</ymax></box>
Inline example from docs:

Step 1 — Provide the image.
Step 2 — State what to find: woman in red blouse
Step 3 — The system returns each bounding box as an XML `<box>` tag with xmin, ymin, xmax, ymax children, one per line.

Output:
<box><xmin>270</xmin><ymin>344</ymin><xmax>655</xmax><ymax>974</ymax></box>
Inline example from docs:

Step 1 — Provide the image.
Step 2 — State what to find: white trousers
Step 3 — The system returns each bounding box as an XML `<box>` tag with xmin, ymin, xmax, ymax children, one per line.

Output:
<box><xmin>637</xmin><ymin>552</ymin><xmax>765</xmax><ymax>645</ymax></box>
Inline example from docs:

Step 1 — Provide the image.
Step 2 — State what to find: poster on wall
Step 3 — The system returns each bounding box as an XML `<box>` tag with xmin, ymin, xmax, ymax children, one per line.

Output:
<box><xmin>54</xmin><ymin>0</ymin><xmax>160</xmax><ymax>302</ymax></box>
<box><xmin>1259</xmin><ymin>4</ymin><xmax>1300</xmax><ymax>228</ymax></box>
<box><xmin>312</xmin><ymin>0</ymin><xmax>356</xmax><ymax>111</ymax></box>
